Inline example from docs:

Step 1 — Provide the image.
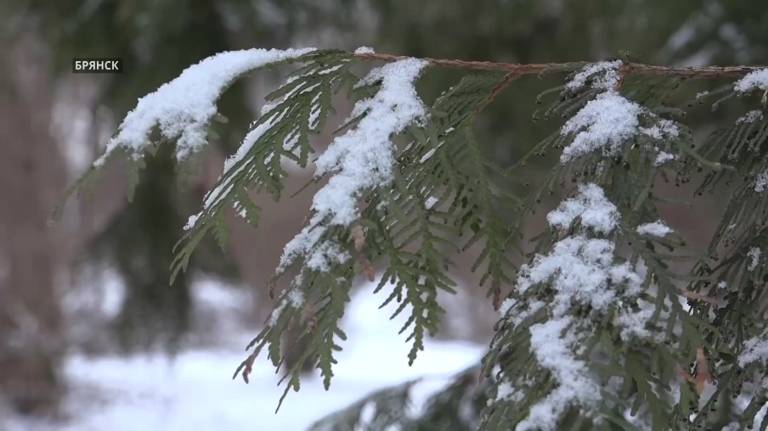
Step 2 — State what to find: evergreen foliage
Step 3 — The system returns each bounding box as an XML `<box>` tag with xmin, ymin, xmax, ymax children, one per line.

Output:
<box><xmin>63</xmin><ymin>47</ymin><xmax>768</xmax><ymax>430</ymax></box>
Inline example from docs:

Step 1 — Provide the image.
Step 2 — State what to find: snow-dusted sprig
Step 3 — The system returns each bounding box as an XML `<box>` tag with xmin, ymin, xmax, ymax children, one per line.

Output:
<box><xmin>54</xmin><ymin>48</ymin><xmax>320</xmax><ymax>218</ymax></box>
<box><xmin>375</xmin><ymin>73</ymin><xmax>522</xmax><ymax>320</ymax></box>
<box><xmin>170</xmin><ymin>51</ymin><xmax>356</xmax><ymax>281</ymax></box>
<box><xmin>335</xmin><ymin>73</ymin><xmax>523</xmax><ymax>365</ymax></box>
<box><xmin>734</xmin><ymin>68</ymin><xmax>768</xmax><ymax>95</ymax></box>
<box><xmin>98</xmin><ymin>47</ymin><xmax>317</xmax><ymax>166</ymax></box>
<box><xmin>234</xmin><ymin>268</ymin><xmax>354</xmax><ymax>410</ymax></box>
<box><xmin>62</xmin><ymin>47</ymin><xmax>768</xmax><ymax>429</ymax></box>
<box><xmin>276</xmin><ymin>58</ymin><xmax>429</xmax><ymax>275</ymax></box>
<box><xmin>556</xmin><ymin>62</ymin><xmax>689</xmax><ymax>165</ymax></box>
<box><xmin>234</xmin><ymin>57</ymin><xmax>433</xmax><ymax>398</ymax></box>
<box><xmin>483</xmin><ymin>183</ymin><xmax>683</xmax><ymax>429</ymax></box>
<box><xmin>698</xmin><ymin>104</ymin><xmax>768</xmax><ymax>251</ymax></box>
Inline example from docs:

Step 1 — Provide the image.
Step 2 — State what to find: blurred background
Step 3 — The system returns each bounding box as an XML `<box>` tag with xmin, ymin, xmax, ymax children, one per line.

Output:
<box><xmin>1</xmin><ymin>0</ymin><xmax>767</xmax><ymax>429</ymax></box>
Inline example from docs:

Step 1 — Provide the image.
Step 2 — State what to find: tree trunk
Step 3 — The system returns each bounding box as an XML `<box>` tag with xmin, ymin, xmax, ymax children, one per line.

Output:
<box><xmin>0</xmin><ymin>33</ymin><xmax>66</xmax><ymax>415</ymax></box>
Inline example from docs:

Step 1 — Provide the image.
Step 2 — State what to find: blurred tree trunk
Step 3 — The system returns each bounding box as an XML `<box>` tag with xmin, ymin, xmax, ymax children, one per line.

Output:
<box><xmin>0</xmin><ymin>34</ymin><xmax>66</xmax><ymax>414</ymax></box>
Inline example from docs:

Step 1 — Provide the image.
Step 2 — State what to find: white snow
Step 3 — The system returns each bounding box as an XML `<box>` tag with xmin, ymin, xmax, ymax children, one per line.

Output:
<box><xmin>739</xmin><ymin>333</ymin><xmax>768</xmax><ymax>367</ymax></box>
<box><xmin>354</xmin><ymin>46</ymin><xmax>375</xmax><ymax>55</ymax></box>
<box><xmin>278</xmin><ymin>58</ymin><xmax>428</xmax><ymax>272</ymax></box>
<box><xmin>511</xmin><ymin>184</ymin><xmax>660</xmax><ymax>429</ymax></box>
<box><xmin>747</xmin><ymin>247</ymin><xmax>762</xmax><ymax>271</ymax></box>
<box><xmin>498</xmin><ymin>298</ymin><xmax>515</xmax><ymax>316</ymax></box>
<box><xmin>287</xmin><ymin>288</ymin><xmax>304</xmax><ymax>308</ymax></box>
<box><xmin>560</xmin><ymin>72</ymin><xmax>680</xmax><ymax>164</ymax></box>
<box><xmin>736</xmin><ymin>110</ymin><xmax>764</xmax><ymax>124</ymax></box>
<box><xmin>546</xmin><ymin>183</ymin><xmax>618</xmax><ymax>234</ymax></box>
<box><xmin>182</xmin><ymin>214</ymin><xmax>199</xmax><ymax>231</ymax></box>
<box><xmin>734</xmin><ymin>68</ymin><xmax>768</xmax><ymax>93</ymax></box>
<box><xmin>516</xmin><ymin>235</ymin><xmax>643</xmax><ymax>317</ymax></box>
<box><xmin>639</xmin><ymin>119</ymin><xmax>679</xmax><ymax>140</ymax></box>
<box><xmin>516</xmin><ymin>317</ymin><xmax>600</xmax><ymax>431</ymax></box>
<box><xmin>565</xmin><ymin>61</ymin><xmax>622</xmax><ymax>92</ymax></box>
<box><xmin>184</xmin><ymin>80</ymin><xmax>318</xmax><ymax>232</ymax></box>
<box><xmin>560</xmin><ymin>92</ymin><xmax>643</xmax><ymax>162</ymax></box>
<box><xmin>755</xmin><ymin>169</ymin><xmax>768</xmax><ymax>193</ymax></box>
<box><xmin>615</xmin><ymin>299</ymin><xmax>658</xmax><ymax>341</ymax></box>
<box><xmin>654</xmin><ymin>151</ymin><xmax>676</xmax><ymax>166</ymax></box>
<box><xmin>4</xmin><ymin>284</ymin><xmax>482</xmax><ymax>431</ymax></box>
<box><xmin>94</xmin><ymin>48</ymin><xmax>315</xmax><ymax>166</ymax></box>
<box><xmin>499</xmin><ymin>298</ymin><xmax>546</xmax><ymax>327</ymax></box>
<box><xmin>636</xmin><ymin>221</ymin><xmax>673</xmax><ymax>237</ymax></box>
<box><xmin>419</xmin><ymin>148</ymin><xmax>436</xmax><ymax>163</ymax></box>
<box><xmin>496</xmin><ymin>381</ymin><xmax>522</xmax><ymax>402</ymax></box>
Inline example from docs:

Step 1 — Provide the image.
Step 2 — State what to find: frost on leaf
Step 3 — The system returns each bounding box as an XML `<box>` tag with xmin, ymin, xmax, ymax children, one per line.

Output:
<box><xmin>560</xmin><ymin>92</ymin><xmax>643</xmax><ymax>162</ymax></box>
<box><xmin>747</xmin><ymin>247</ymin><xmax>762</xmax><ymax>271</ymax></box>
<box><xmin>565</xmin><ymin>60</ymin><xmax>622</xmax><ymax>92</ymax></box>
<box><xmin>755</xmin><ymin>169</ymin><xmax>768</xmax><ymax>193</ymax></box>
<box><xmin>638</xmin><ymin>119</ymin><xmax>679</xmax><ymax>140</ymax></box>
<box><xmin>546</xmin><ymin>183</ymin><xmax>618</xmax><ymax>234</ymax></box>
<box><xmin>736</xmin><ymin>110</ymin><xmax>764</xmax><ymax>124</ymax></box>
<box><xmin>95</xmin><ymin>47</ymin><xmax>315</xmax><ymax>166</ymax></box>
<box><xmin>734</xmin><ymin>68</ymin><xmax>768</xmax><ymax>93</ymax></box>
<box><xmin>654</xmin><ymin>151</ymin><xmax>676</xmax><ymax>166</ymax></box>
<box><xmin>636</xmin><ymin>220</ymin><xmax>673</xmax><ymax>237</ymax></box>
<box><xmin>278</xmin><ymin>58</ymin><xmax>429</xmax><ymax>273</ymax></box>
<box><xmin>739</xmin><ymin>333</ymin><xmax>768</xmax><ymax>367</ymax></box>
<box><xmin>354</xmin><ymin>46</ymin><xmax>375</xmax><ymax>55</ymax></box>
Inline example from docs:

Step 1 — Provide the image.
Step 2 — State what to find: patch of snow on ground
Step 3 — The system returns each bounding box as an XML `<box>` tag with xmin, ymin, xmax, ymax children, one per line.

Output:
<box><xmin>4</xmin><ymin>282</ymin><xmax>482</xmax><ymax>431</ymax></box>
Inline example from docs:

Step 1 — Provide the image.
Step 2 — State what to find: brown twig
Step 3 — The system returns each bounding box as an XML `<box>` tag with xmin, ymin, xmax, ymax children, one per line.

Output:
<box><xmin>677</xmin><ymin>347</ymin><xmax>714</xmax><ymax>395</ymax></box>
<box><xmin>353</xmin><ymin>52</ymin><xmax>765</xmax><ymax>80</ymax></box>
<box><xmin>477</xmin><ymin>71</ymin><xmax>523</xmax><ymax>113</ymax></box>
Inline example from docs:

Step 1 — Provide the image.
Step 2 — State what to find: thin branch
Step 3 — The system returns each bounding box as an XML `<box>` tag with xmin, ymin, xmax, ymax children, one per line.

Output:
<box><xmin>353</xmin><ymin>52</ymin><xmax>765</xmax><ymax>79</ymax></box>
<box><xmin>476</xmin><ymin>71</ymin><xmax>523</xmax><ymax>113</ymax></box>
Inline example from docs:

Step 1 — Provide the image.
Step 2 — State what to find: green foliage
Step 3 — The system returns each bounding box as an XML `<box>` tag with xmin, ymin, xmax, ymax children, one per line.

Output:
<box><xmin>66</xmin><ymin>48</ymin><xmax>768</xmax><ymax>430</ymax></box>
<box><xmin>309</xmin><ymin>367</ymin><xmax>488</xmax><ymax>431</ymax></box>
<box><xmin>170</xmin><ymin>50</ymin><xmax>356</xmax><ymax>282</ymax></box>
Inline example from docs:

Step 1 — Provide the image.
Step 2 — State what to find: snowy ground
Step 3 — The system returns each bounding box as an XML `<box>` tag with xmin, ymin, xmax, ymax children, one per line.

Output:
<box><xmin>5</xmin><ymin>281</ymin><xmax>484</xmax><ymax>431</ymax></box>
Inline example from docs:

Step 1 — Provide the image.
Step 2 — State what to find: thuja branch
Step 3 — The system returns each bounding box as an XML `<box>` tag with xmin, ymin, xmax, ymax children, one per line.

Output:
<box><xmin>353</xmin><ymin>51</ymin><xmax>766</xmax><ymax>79</ymax></box>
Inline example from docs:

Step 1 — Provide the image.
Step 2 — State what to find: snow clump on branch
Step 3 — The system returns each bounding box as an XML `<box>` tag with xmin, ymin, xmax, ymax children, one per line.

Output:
<box><xmin>94</xmin><ymin>47</ymin><xmax>315</xmax><ymax>166</ymax></box>
<box><xmin>734</xmin><ymin>68</ymin><xmax>768</xmax><ymax>93</ymax></box>
<box><xmin>565</xmin><ymin>60</ymin><xmax>622</xmax><ymax>92</ymax></box>
<box><xmin>278</xmin><ymin>58</ymin><xmax>429</xmax><ymax>273</ymax></box>
<box><xmin>559</xmin><ymin>62</ymin><xmax>680</xmax><ymax>163</ymax></box>
<box><xmin>636</xmin><ymin>221</ymin><xmax>673</xmax><ymax>237</ymax></box>
<box><xmin>512</xmin><ymin>183</ymin><xmax>653</xmax><ymax>430</ymax></box>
